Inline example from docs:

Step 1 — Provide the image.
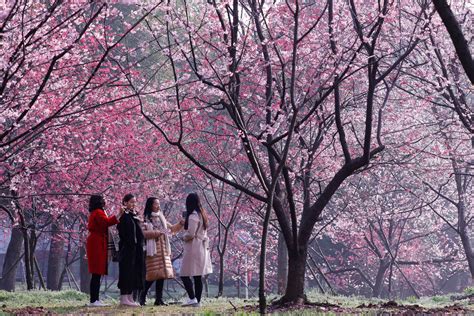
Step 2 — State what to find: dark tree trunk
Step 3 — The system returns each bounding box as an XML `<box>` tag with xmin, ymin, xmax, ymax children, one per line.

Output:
<box><xmin>277</xmin><ymin>232</ymin><xmax>288</xmax><ymax>295</ymax></box>
<box><xmin>47</xmin><ymin>222</ymin><xmax>65</xmax><ymax>290</ymax></box>
<box><xmin>459</xmin><ymin>226</ymin><xmax>474</xmax><ymax>279</ymax></box>
<box><xmin>217</xmin><ymin>254</ymin><xmax>224</xmax><ymax>297</ymax></box>
<box><xmin>282</xmin><ymin>246</ymin><xmax>308</xmax><ymax>303</ymax></box>
<box><xmin>80</xmin><ymin>245</ymin><xmax>90</xmax><ymax>293</ymax></box>
<box><xmin>372</xmin><ymin>257</ymin><xmax>390</xmax><ymax>297</ymax></box>
<box><xmin>20</xmin><ymin>228</ymin><xmax>34</xmax><ymax>290</ymax></box>
<box><xmin>0</xmin><ymin>227</ymin><xmax>23</xmax><ymax>291</ymax></box>
<box><xmin>34</xmin><ymin>256</ymin><xmax>46</xmax><ymax>290</ymax></box>
<box><xmin>451</xmin><ymin>158</ymin><xmax>474</xmax><ymax>279</ymax></box>
<box><xmin>258</xmin><ymin>202</ymin><xmax>273</xmax><ymax>313</ymax></box>
<box><xmin>432</xmin><ymin>0</ymin><xmax>474</xmax><ymax>85</ymax></box>
<box><xmin>204</xmin><ymin>275</ymin><xmax>209</xmax><ymax>297</ymax></box>
<box><xmin>237</xmin><ymin>274</ymin><xmax>241</xmax><ymax>298</ymax></box>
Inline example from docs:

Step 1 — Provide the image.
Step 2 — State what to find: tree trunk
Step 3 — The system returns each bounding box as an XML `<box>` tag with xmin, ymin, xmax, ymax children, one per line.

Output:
<box><xmin>277</xmin><ymin>232</ymin><xmax>288</xmax><ymax>295</ymax></box>
<box><xmin>258</xmin><ymin>203</ymin><xmax>272</xmax><ymax>313</ymax></box>
<box><xmin>204</xmin><ymin>275</ymin><xmax>209</xmax><ymax>297</ymax></box>
<box><xmin>21</xmin><ymin>228</ymin><xmax>34</xmax><ymax>290</ymax></box>
<box><xmin>59</xmin><ymin>265</ymin><xmax>68</xmax><ymax>291</ymax></box>
<box><xmin>47</xmin><ymin>222</ymin><xmax>65</xmax><ymax>290</ymax></box>
<box><xmin>372</xmin><ymin>257</ymin><xmax>390</xmax><ymax>297</ymax></box>
<box><xmin>34</xmin><ymin>256</ymin><xmax>46</xmax><ymax>290</ymax></box>
<box><xmin>237</xmin><ymin>265</ymin><xmax>241</xmax><ymax>298</ymax></box>
<box><xmin>432</xmin><ymin>0</ymin><xmax>474</xmax><ymax>85</ymax></box>
<box><xmin>282</xmin><ymin>246</ymin><xmax>308</xmax><ymax>303</ymax></box>
<box><xmin>453</xmin><ymin>161</ymin><xmax>474</xmax><ymax>279</ymax></box>
<box><xmin>458</xmin><ymin>205</ymin><xmax>474</xmax><ymax>279</ymax></box>
<box><xmin>0</xmin><ymin>227</ymin><xmax>24</xmax><ymax>291</ymax></box>
<box><xmin>217</xmin><ymin>254</ymin><xmax>224</xmax><ymax>297</ymax></box>
<box><xmin>80</xmin><ymin>245</ymin><xmax>90</xmax><ymax>293</ymax></box>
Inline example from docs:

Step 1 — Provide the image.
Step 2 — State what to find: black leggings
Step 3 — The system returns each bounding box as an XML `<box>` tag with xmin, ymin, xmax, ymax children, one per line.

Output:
<box><xmin>142</xmin><ymin>279</ymin><xmax>164</xmax><ymax>300</ymax></box>
<box><xmin>181</xmin><ymin>276</ymin><xmax>202</xmax><ymax>302</ymax></box>
<box><xmin>90</xmin><ymin>274</ymin><xmax>101</xmax><ymax>303</ymax></box>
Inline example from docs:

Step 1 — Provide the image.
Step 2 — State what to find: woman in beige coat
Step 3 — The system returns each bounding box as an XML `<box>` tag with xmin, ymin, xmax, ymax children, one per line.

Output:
<box><xmin>139</xmin><ymin>197</ymin><xmax>183</xmax><ymax>306</ymax></box>
<box><xmin>180</xmin><ymin>193</ymin><xmax>213</xmax><ymax>307</ymax></box>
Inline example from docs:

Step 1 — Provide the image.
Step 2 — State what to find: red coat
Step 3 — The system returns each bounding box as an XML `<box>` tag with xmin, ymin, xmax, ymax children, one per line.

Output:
<box><xmin>86</xmin><ymin>209</ymin><xmax>119</xmax><ymax>275</ymax></box>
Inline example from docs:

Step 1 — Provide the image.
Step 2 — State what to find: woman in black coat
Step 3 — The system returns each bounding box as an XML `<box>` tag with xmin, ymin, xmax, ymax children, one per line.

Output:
<box><xmin>117</xmin><ymin>193</ymin><xmax>144</xmax><ymax>306</ymax></box>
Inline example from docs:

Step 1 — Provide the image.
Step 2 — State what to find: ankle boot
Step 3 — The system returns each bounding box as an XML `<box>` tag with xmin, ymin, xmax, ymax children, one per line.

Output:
<box><xmin>154</xmin><ymin>299</ymin><xmax>167</xmax><ymax>306</ymax></box>
<box><xmin>127</xmin><ymin>294</ymin><xmax>139</xmax><ymax>306</ymax></box>
<box><xmin>139</xmin><ymin>292</ymin><xmax>147</xmax><ymax>306</ymax></box>
<box><xmin>120</xmin><ymin>295</ymin><xmax>134</xmax><ymax>306</ymax></box>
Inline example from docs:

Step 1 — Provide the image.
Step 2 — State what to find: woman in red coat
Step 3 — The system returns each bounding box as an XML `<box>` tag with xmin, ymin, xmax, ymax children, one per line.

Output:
<box><xmin>86</xmin><ymin>195</ymin><xmax>123</xmax><ymax>306</ymax></box>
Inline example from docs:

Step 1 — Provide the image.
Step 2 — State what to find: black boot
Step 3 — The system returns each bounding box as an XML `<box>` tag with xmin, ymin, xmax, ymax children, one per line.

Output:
<box><xmin>140</xmin><ymin>280</ymin><xmax>154</xmax><ymax>306</ymax></box>
<box><xmin>139</xmin><ymin>292</ymin><xmax>147</xmax><ymax>306</ymax></box>
<box><xmin>154</xmin><ymin>279</ymin><xmax>166</xmax><ymax>306</ymax></box>
<box><xmin>154</xmin><ymin>299</ymin><xmax>167</xmax><ymax>306</ymax></box>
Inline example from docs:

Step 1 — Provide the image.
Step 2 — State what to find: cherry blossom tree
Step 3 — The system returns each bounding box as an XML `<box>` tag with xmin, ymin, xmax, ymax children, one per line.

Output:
<box><xmin>0</xmin><ymin>0</ymin><xmax>167</xmax><ymax>290</ymax></box>
<box><xmin>316</xmin><ymin>169</ymin><xmax>462</xmax><ymax>298</ymax></box>
<box><xmin>0</xmin><ymin>0</ymin><xmax>471</xmax><ymax>303</ymax></box>
<box><xmin>125</xmin><ymin>0</ymin><xmax>433</xmax><ymax>308</ymax></box>
<box><xmin>396</xmin><ymin>0</ymin><xmax>473</xmax><ymax>134</ymax></box>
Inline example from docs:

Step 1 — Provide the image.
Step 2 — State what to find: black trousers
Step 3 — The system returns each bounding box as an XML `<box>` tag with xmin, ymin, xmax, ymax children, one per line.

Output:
<box><xmin>141</xmin><ymin>279</ymin><xmax>164</xmax><ymax>302</ymax></box>
<box><xmin>120</xmin><ymin>288</ymin><xmax>133</xmax><ymax>295</ymax></box>
<box><xmin>132</xmin><ymin>289</ymin><xmax>140</xmax><ymax>301</ymax></box>
<box><xmin>90</xmin><ymin>274</ymin><xmax>101</xmax><ymax>303</ymax></box>
<box><xmin>181</xmin><ymin>276</ymin><xmax>202</xmax><ymax>302</ymax></box>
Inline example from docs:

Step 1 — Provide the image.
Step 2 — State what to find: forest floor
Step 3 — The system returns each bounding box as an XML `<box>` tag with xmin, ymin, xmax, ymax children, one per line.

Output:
<box><xmin>0</xmin><ymin>289</ymin><xmax>473</xmax><ymax>315</ymax></box>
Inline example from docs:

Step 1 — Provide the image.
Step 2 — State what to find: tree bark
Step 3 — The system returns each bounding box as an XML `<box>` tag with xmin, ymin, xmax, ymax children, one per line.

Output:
<box><xmin>80</xmin><ymin>245</ymin><xmax>90</xmax><ymax>293</ymax></box>
<box><xmin>372</xmin><ymin>257</ymin><xmax>390</xmax><ymax>297</ymax></box>
<box><xmin>282</xmin><ymin>246</ymin><xmax>308</xmax><ymax>303</ymax></box>
<box><xmin>47</xmin><ymin>221</ymin><xmax>65</xmax><ymax>290</ymax></box>
<box><xmin>277</xmin><ymin>232</ymin><xmax>288</xmax><ymax>295</ymax></box>
<box><xmin>217</xmin><ymin>254</ymin><xmax>224</xmax><ymax>297</ymax></box>
<box><xmin>0</xmin><ymin>227</ymin><xmax>23</xmax><ymax>291</ymax></box>
<box><xmin>455</xmin><ymin>167</ymin><xmax>474</xmax><ymax>279</ymax></box>
<box><xmin>20</xmin><ymin>227</ymin><xmax>34</xmax><ymax>290</ymax></box>
<box><xmin>432</xmin><ymin>0</ymin><xmax>474</xmax><ymax>84</ymax></box>
<box><xmin>204</xmin><ymin>275</ymin><xmax>209</xmax><ymax>297</ymax></box>
<box><xmin>34</xmin><ymin>256</ymin><xmax>46</xmax><ymax>290</ymax></box>
<box><xmin>258</xmin><ymin>203</ymin><xmax>272</xmax><ymax>313</ymax></box>
<box><xmin>459</xmin><ymin>215</ymin><xmax>474</xmax><ymax>278</ymax></box>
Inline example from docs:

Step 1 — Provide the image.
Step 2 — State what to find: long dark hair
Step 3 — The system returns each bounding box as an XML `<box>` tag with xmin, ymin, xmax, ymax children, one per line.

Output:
<box><xmin>184</xmin><ymin>193</ymin><xmax>208</xmax><ymax>230</ymax></box>
<box><xmin>89</xmin><ymin>195</ymin><xmax>105</xmax><ymax>213</ymax></box>
<box><xmin>144</xmin><ymin>197</ymin><xmax>158</xmax><ymax>221</ymax></box>
<box><xmin>122</xmin><ymin>193</ymin><xmax>135</xmax><ymax>206</ymax></box>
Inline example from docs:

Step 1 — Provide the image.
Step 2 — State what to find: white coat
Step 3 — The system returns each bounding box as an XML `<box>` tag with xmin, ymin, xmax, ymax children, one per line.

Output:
<box><xmin>180</xmin><ymin>211</ymin><xmax>213</xmax><ymax>277</ymax></box>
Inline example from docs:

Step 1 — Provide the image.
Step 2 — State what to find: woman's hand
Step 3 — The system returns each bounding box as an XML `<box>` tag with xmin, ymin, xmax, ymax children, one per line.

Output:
<box><xmin>118</xmin><ymin>206</ymin><xmax>126</xmax><ymax>218</ymax></box>
<box><xmin>182</xmin><ymin>235</ymin><xmax>193</xmax><ymax>242</ymax></box>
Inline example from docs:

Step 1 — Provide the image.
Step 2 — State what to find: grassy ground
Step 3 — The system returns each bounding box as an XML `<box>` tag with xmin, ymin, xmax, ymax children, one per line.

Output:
<box><xmin>0</xmin><ymin>289</ymin><xmax>473</xmax><ymax>315</ymax></box>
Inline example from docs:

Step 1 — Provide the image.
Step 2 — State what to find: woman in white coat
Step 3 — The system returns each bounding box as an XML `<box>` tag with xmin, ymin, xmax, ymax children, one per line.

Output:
<box><xmin>180</xmin><ymin>193</ymin><xmax>212</xmax><ymax>307</ymax></box>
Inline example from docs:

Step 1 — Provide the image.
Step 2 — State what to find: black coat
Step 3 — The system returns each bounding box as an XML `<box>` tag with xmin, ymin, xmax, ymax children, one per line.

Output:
<box><xmin>117</xmin><ymin>212</ymin><xmax>144</xmax><ymax>291</ymax></box>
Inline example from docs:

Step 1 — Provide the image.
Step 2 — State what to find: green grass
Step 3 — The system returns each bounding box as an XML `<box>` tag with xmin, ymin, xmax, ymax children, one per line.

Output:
<box><xmin>0</xmin><ymin>290</ymin><xmax>472</xmax><ymax>315</ymax></box>
<box><xmin>0</xmin><ymin>290</ymin><xmax>255</xmax><ymax>315</ymax></box>
<box><xmin>305</xmin><ymin>291</ymin><xmax>384</xmax><ymax>307</ymax></box>
<box><xmin>0</xmin><ymin>289</ymin><xmax>87</xmax><ymax>306</ymax></box>
<box><xmin>0</xmin><ymin>290</ymin><xmax>88</xmax><ymax>314</ymax></box>
<box><xmin>464</xmin><ymin>286</ymin><xmax>474</xmax><ymax>295</ymax></box>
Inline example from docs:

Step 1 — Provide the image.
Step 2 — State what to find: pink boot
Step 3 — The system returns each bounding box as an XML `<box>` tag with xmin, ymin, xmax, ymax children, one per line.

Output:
<box><xmin>120</xmin><ymin>295</ymin><xmax>136</xmax><ymax>307</ymax></box>
<box><xmin>127</xmin><ymin>294</ymin><xmax>140</xmax><ymax>306</ymax></box>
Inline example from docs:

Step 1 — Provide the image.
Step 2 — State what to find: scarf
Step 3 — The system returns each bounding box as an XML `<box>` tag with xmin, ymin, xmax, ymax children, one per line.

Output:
<box><xmin>145</xmin><ymin>211</ymin><xmax>171</xmax><ymax>256</ymax></box>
